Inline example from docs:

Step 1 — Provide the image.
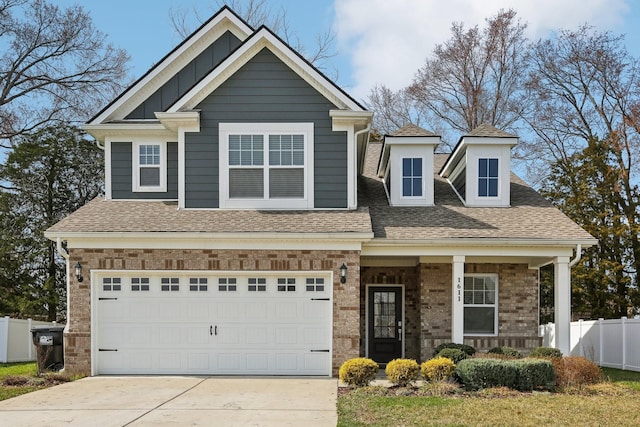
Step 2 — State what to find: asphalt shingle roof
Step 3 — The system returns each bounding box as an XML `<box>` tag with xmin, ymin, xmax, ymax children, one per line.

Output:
<box><xmin>389</xmin><ymin>124</ymin><xmax>437</xmax><ymax>137</ymax></box>
<box><xmin>47</xmin><ymin>142</ymin><xmax>594</xmax><ymax>243</ymax></box>
<box><xmin>466</xmin><ymin>124</ymin><xmax>517</xmax><ymax>138</ymax></box>
<box><xmin>359</xmin><ymin>142</ymin><xmax>595</xmax><ymax>241</ymax></box>
<box><xmin>47</xmin><ymin>200</ymin><xmax>373</xmax><ymax>234</ymax></box>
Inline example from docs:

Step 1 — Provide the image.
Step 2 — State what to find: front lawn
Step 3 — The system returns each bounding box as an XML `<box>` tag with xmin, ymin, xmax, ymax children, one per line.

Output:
<box><xmin>338</xmin><ymin>368</ymin><xmax>640</xmax><ymax>427</ymax></box>
<box><xmin>0</xmin><ymin>362</ymin><xmax>71</xmax><ymax>401</ymax></box>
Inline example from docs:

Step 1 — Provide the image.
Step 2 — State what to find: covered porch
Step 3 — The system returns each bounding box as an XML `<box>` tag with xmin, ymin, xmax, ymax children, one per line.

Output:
<box><xmin>358</xmin><ymin>242</ymin><xmax>579</xmax><ymax>363</ymax></box>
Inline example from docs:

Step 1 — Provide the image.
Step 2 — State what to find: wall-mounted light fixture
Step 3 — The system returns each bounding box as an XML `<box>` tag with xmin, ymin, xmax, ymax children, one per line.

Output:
<box><xmin>74</xmin><ymin>262</ymin><xmax>83</xmax><ymax>283</ymax></box>
<box><xmin>340</xmin><ymin>263</ymin><xmax>348</xmax><ymax>284</ymax></box>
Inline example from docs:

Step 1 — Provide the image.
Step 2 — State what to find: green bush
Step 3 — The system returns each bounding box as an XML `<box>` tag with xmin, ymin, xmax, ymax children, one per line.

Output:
<box><xmin>529</xmin><ymin>347</ymin><xmax>563</xmax><ymax>359</ymax></box>
<box><xmin>339</xmin><ymin>358</ymin><xmax>379</xmax><ymax>387</ymax></box>
<box><xmin>488</xmin><ymin>346</ymin><xmax>522</xmax><ymax>358</ymax></box>
<box><xmin>456</xmin><ymin>358</ymin><xmax>555</xmax><ymax>391</ymax></box>
<box><xmin>385</xmin><ymin>359</ymin><xmax>420</xmax><ymax>386</ymax></box>
<box><xmin>456</xmin><ymin>358</ymin><xmax>517</xmax><ymax>390</ymax></box>
<box><xmin>510</xmin><ymin>359</ymin><xmax>555</xmax><ymax>391</ymax></box>
<box><xmin>421</xmin><ymin>357</ymin><xmax>456</xmax><ymax>382</ymax></box>
<box><xmin>433</xmin><ymin>343</ymin><xmax>476</xmax><ymax>357</ymax></box>
<box><xmin>436</xmin><ymin>348</ymin><xmax>467</xmax><ymax>364</ymax></box>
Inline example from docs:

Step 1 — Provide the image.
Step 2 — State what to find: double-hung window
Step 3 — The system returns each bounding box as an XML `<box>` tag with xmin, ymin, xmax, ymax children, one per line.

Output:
<box><xmin>401</xmin><ymin>157</ymin><xmax>423</xmax><ymax>197</ymax></box>
<box><xmin>132</xmin><ymin>141</ymin><xmax>166</xmax><ymax>192</ymax></box>
<box><xmin>220</xmin><ymin>123</ymin><xmax>314</xmax><ymax>209</ymax></box>
<box><xmin>463</xmin><ymin>275</ymin><xmax>498</xmax><ymax>335</ymax></box>
<box><xmin>478</xmin><ymin>158</ymin><xmax>498</xmax><ymax>197</ymax></box>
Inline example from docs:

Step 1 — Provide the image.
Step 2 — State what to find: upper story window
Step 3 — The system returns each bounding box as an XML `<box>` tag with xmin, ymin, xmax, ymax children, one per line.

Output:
<box><xmin>402</xmin><ymin>157</ymin><xmax>423</xmax><ymax>197</ymax></box>
<box><xmin>132</xmin><ymin>141</ymin><xmax>166</xmax><ymax>192</ymax></box>
<box><xmin>220</xmin><ymin>123</ymin><xmax>314</xmax><ymax>209</ymax></box>
<box><xmin>478</xmin><ymin>158</ymin><xmax>498</xmax><ymax>197</ymax></box>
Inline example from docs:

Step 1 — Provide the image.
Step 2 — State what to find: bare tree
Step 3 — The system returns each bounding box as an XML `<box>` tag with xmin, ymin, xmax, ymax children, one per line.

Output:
<box><xmin>169</xmin><ymin>0</ymin><xmax>336</xmax><ymax>74</ymax></box>
<box><xmin>528</xmin><ymin>26</ymin><xmax>640</xmax><ymax>316</ymax></box>
<box><xmin>0</xmin><ymin>0</ymin><xmax>129</xmax><ymax>147</ymax></box>
<box><xmin>407</xmin><ymin>9</ymin><xmax>530</xmax><ymax>134</ymax></box>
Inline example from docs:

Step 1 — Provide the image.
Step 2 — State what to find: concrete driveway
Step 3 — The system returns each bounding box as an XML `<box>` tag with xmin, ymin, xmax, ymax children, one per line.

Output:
<box><xmin>0</xmin><ymin>376</ymin><xmax>337</xmax><ymax>426</ymax></box>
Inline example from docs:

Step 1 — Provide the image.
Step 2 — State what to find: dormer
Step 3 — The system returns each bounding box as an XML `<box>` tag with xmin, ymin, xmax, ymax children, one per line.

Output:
<box><xmin>377</xmin><ymin>124</ymin><xmax>441</xmax><ymax>206</ymax></box>
<box><xmin>440</xmin><ymin>124</ymin><xmax>517</xmax><ymax>207</ymax></box>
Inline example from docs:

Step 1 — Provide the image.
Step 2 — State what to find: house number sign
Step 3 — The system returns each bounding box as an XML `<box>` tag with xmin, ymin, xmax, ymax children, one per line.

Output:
<box><xmin>457</xmin><ymin>277</ymin><xmax>462</xmax><ymax>303</ymax></box>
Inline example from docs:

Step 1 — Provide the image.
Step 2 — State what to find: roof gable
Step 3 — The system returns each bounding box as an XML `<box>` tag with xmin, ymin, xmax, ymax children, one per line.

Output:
<box><xmin>89</xmin><ymin>7</ymin><xmax>253</xmax><ymax>124</ymax></box>
<box><xmin>167</xmin><ymin>26</ymin><xmax>365</xmax><ymax>113</ymax></box>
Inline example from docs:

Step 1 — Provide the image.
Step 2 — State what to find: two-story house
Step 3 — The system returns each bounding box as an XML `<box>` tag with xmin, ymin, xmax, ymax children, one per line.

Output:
<box><xmin>45</xmin><ymin>6</ymin><xmax>596</xmax><ymax>377</ymax></box>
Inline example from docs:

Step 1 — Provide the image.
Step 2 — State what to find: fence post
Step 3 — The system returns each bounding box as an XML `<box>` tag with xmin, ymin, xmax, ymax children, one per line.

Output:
<box><xmin>598</xmin><ymin>318</ymin><xmax>604</xmax><ymax>366</ymax></box>
<box><xmin>621</xmin><ymin>317</ymin><xmax>627</xmax><ymax>371</ymax></box>
<box><xmin>0</xmin><ymin>316</ymin><xmax>9</xmax><ymax>363</ymax></box>
<box><xmin>27</xmin><ymin>318</ymin><xmax>33</xmax><ymax>360</ymax></box>
<box><xmin>577</xmin><ymin>319</ymin><xmax>583</xmax><ymax>357</ymax></box>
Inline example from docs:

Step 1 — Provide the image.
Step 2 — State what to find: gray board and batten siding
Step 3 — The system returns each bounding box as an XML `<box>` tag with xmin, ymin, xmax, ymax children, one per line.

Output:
<box><xmin>111</xmin><ymin>141</ymin><xmax>179</xmax><ymax>199</ymax></box>
<box><xmin>184</xmin><ymin>48</ymin><xmax>348</xmax><ymax>209</ymax></box>
<box><xmin>126</xmin><ymin>31</ymin><xmax>243</xmax><ymax>120</ymax></box>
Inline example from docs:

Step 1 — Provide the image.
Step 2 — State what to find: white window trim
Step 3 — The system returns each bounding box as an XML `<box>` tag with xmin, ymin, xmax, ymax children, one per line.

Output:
<box><xmin>132</xmin><ymin>140</ymin><xmax>167</xmax><ymax>192</ymax></box>
<box><xmin>400</xmin><ymin>157</ymin><xmax>425</xmax><ymax>200</ymax></box>
<box><xmin>463</xmin><ymin>273</ymin><xmax>499</xmax><ymax>337</ymax></box>
<box><xmin>387</xmin><ymin>145</ymin><xmax>434</xmax><ymax>207</ymax></box>
<box><xmin>219</xmin><ymin>122</ymin><xmax>314</xmax><ymax>209</ymax></box>
<box><xmin>477</xmin><ymin>157</ymin><xmax>500</xmax><ymax>199</ymax></box>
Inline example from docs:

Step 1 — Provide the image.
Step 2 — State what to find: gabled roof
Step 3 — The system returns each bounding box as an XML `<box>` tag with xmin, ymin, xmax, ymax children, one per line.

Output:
<box><xmin>388</xmin><ymin>124</ymin><xmax>437</xmax><ymax>137</ymax></box>
<box><xmin>465</xmin><ymin>123</ymin><xmax>517</xmax><ymax>138</ymax></box>
<box><xmin>167</xmin><ymin>25</ymin><xmax>365</xmax><ymax>112</ymax></box>
<box><xmin>89</xmin><ymin>6</ymin><xmax>364</xmax><ymax>126</ymax></box>
<box><xmin>440</xmin><ymin>124</ymin><xmax>518</xmax><ymax>177</ymax></box>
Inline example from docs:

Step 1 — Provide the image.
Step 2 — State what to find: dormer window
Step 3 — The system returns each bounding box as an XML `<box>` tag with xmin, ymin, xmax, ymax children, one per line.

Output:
<box><xmin>478</xmin><ymin>158</ymin><xmax>498</xmax><ymax>197</ymax></box>
<box><xmin>377</xmin><ymin>124</ymin><xmax>440</xmax><ymax>207</ymax></box>
<box><xmin>402</xmin><ymin>158</ymin><xmax>423</xmax><ymax>197</ymax></box>
<box><xmin>132</xmin><ymin>141</ymin><xmax>166</xmax><ymax>192</ymax></box>
<box><xmin>439</xmin><ymin>125</ymin><xmax>517</xmax><ymax>207</ymax></box>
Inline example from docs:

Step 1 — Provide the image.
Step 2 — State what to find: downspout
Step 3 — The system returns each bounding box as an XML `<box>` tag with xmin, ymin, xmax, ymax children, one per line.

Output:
<box><xmin>355</xmin><ymin>124</ymin><xmax>371</xmax><ymax>175</ymax></box>
<box><xmin>56</xmin><ymin>238</ymin><xmax>71</xmax><ymax>338</ymax></box>
<box><xmin>569</xmin><ymin>244</ymin><xmax>582</xmax><ymax>267</ymax></box>
<box><xmin>95</xmin><ymin>140</ymin><xmax>105</xmax><ymax>150</ymax></box>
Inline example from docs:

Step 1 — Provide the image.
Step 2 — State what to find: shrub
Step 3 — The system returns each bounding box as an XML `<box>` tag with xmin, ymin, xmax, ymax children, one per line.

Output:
<box><xmin>421</xmin><ymin>357</ymin><xmax>456</xmax><ymax>382</ymax></box>
<box><xmin>433</xmin><ymin>343</ymin><xmax>476</xmax><ymax>357</ymax></box>
<box><xmin>455</xmin><ymin>358</ymin><xmax>555</xmax><ymax>391</ymax></box>
<box><xmin>510</xmin><ymin>359</ymin><xmax>555</xmax><ymax>391</ymax></box>
<box><xmin>436</xmin><ymin>348</ymin><xmax>467</xmax><ymax>364</ymax></box>
<box><xmin>529</xmin><ymin>346</ymin><xmax>563</xmax><ymax>359</ymax></box>
<box><xmin>339</xmin><ymin>358</ymin><xmax>379</xmax><ymax>387</ymax></box>
<box><xmin>456</xmin><ymin>358</ymin><xmax>517</xmax><ymax>390</ymax></box>
<box><xmin>487</xmin><ymin>346</ymin><xmax>522</xmax><ymax>358</ymax></box>
<box><xmin>553</xmin><ymin>356</ymin><xmax>602</xmax><ymax>390</ymax></box>
<box><xmin>385</xmin><ymin>359</ymin><xmax>420</xmax><ymax>386</ymax></box>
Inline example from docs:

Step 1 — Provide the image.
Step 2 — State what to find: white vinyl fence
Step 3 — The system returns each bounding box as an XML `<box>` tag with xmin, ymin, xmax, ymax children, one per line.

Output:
<box><xmin>540</xmin><ymin>317</ymin><xmax>640</xmax><ymax>372</ymax></box>
<box><xmin>0</xmin><ymin>317</ymin><xmax>58</xmax><ymax>363</ymax></box>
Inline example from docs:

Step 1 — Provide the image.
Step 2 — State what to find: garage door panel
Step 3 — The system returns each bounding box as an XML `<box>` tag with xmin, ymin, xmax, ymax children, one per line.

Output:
<box><xmin>96</xmin><ymin>272</ymin><xmax>332</xmax><ymax>376</ymax></box>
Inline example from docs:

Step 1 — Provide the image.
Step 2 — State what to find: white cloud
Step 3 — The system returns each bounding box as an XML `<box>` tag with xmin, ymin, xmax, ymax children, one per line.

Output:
<box><xmin>333</xmin><ymin>0</ymin><xmax>629</xmax><ymax>100</ymax></box>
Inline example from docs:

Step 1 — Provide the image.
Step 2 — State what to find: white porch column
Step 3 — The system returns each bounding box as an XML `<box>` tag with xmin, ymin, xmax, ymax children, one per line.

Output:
<box><xmin>452</xmin><ymin>256</ymin><xmax>465</xmax><ymax>343</ymax></box>
<box><xmin>554</xmin><ymin>256</ymin><xmax>571</xmax><ymax>356</ymax></box>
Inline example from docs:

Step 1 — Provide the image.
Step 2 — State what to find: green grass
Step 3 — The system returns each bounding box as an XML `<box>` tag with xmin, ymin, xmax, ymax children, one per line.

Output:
<box><xmin>0</xmin><ymin>362</ymin><xmax>37</xmax><ymax>378</ymax></box>
<box><xmin>0</xmin><ymin>362</ymin><xmax>41</xmax><ymax>401</ymax></box>
<box><xmin>602</xmin><ymin>367</ymin><xmax>640</xmax><ymax>391</ymax></box>
<box><xmin>338</xmin><ymin>368</ymin><xmax>640</xmax><ymax>427</ymax></box>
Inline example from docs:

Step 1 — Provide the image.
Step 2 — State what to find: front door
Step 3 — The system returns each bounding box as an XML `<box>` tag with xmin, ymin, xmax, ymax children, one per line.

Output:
<box><xmin>368</xmin><ymin>286</ymin><xmax>403</xmax><ymax>364</ymax></box>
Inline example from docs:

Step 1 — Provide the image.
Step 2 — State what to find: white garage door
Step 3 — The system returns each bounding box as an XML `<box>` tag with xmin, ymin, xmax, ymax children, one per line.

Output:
<box><xmin>94</xmin><ymin>271</ymin><xmax>332</xmax><ymax>376</ymax></box>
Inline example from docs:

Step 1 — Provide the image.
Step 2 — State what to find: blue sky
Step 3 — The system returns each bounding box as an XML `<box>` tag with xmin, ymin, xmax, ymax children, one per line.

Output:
<box><xmin>57</xmin><ymin>0</ymin><xmax>640</xmax><ymax>102</ymax></box>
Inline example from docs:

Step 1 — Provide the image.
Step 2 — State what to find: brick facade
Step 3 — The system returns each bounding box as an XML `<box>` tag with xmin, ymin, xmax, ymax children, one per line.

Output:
<box><xmin>361</xmin><ymin>262</ymin><xmax>541</xmax><ymax>363</ymax></box>
<box><xmin>65</xmin><ymin>248</ymin><xmax>360</xmax><ymax>376</ymax></box>
<box><xmin>65</xmin><ymin>250</ymin><xmax>540</xmax><ymax>376</ymax></box>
